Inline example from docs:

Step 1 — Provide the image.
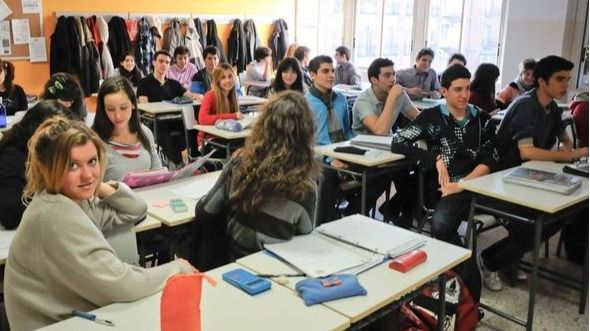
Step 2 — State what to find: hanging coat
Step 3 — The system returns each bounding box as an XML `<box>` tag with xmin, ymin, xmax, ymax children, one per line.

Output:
<box><xmin>194</xmin><ymin>18</ymin><xmax>206</xmax><ymax>51</ymax></box>
<box><xmin>148</xmin><ymin>16</ymin><xmax>162</xmax><ymax>51</ymax></box>
<box><xmin>50</xmin><ymin>16</ymin><xmax>73</xmax><ymax>74</ymax></box>
<box><xmin>227</xmin><ymin>19</ymin><xmax>247</xmax><ymax>73</ymax></box>
<box><xmin>185</xmin><ymin>19</ymin><xmax>205</xmax><ymax>70</ymax></box>
<box><xmin>162</xmin><ymin>18</ymin><xmax>183</xmax><ymax>55</ymax></box>
<box><xmin>65</xmin><ymin>16</ymin><xmax>83</xmax><ymax>75</ymax></box>
<box><xmin>96</xmin><ymin>16</ymin><xmax>115</xmax><ymax>78</ymax></box>
<box><xmin>243</xmin><ymin>19</ymin><xmax>260</xmax><ymax>66</ymax></box>
<box><xmin>269</xmin><ymin>19</ymin><xmax>289</xmax><ymax>68</ymax></box>
<box><xmin>136</xmin><ymin>17</ymin><xmax>155</xmax><ymax>76</ymax></box>
<box><xmin>107</xmin><ymin>16</ymin><xmax>131</xmax><ymax>70</ymax></box>
<box><xmin>206</xmin><ymin>19</ymin><xmax>227</xmax><ymax>63</ymax></box>
<box><xmin>78</xmin><ymin>16</ymin><xmax>100</xmax><ymax>95</ymax></box>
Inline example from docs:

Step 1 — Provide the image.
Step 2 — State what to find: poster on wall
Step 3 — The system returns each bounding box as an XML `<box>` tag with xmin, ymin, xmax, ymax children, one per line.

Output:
<box><xmin>28</xmin><ymin>36</ymin><xmax>46</xmax><ymax>62</ymax></box>
<box><xmin>11</xmin><ymin>18</ymin><xmax>29</xmax><ymax>44</ymax></box>
<box><xmin>0</xmin><ymin>0</ymin><xmax>11</xmax><ymax>22</ymax></box>
<box><xmin>21</xmin><ymin>0</ymin><xmax>40</xmax><ymax>14</ymax></box>
<box><xmin>0</xmin><ymin>20</ymin><xmax>10</xmax><ymax>55</ymax></box>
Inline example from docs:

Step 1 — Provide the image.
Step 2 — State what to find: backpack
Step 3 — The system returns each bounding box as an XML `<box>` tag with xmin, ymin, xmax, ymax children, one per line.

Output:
<box><xmin>400</xmin><ymin>270</ymin><xmax>480</xmax><ymax>331</ymax></box>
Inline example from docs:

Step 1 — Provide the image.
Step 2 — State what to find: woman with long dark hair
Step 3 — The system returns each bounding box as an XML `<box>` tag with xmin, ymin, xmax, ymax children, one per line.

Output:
<box><xmin>0</xmin><ymin>58</ymin><xmax>27</xmax><ymax>115</ymax></box>
<box><xmin>113</xmin><ymin>51</ymin><xmax>143</xmax><ymax>88</ymax></box>
<box><xmin>41</xmin><ymin>72</ymin><xmax>87</xmax><ymax>121</ymax></box>
<box><xmin>268</xmin><ymin>57</ymin><xmax>305</xmax><ymax>97</ymax></box>
<box><xmin>469</xmin><ymin>63</ymin><xmax>500</xmax><ymax>113</ymax></box>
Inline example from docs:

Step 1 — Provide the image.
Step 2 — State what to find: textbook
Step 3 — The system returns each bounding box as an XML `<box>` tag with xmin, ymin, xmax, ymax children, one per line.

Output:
<box><xmin>264</xmin><ymin>214</ymin><xmax>426</xmax><ymax>278</ymax></box>
<box><xmin>503</xmin><ymin>166</ymin><xmax>583</xmax><ymax>195</ymax></box>
<box><xmin>350</xmin><ymin>134</ymin><xmax>392</xmax><ymax>151</ymax></box>
<box><xmin>122</xmin><ymin>150</ymin><xmax>215</xmax><ymax>188</ymax></box>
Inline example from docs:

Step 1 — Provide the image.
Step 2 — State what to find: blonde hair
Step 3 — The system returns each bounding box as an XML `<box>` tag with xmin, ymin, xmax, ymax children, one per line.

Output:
<box><xmin>24</xmin><ymin>117</ymin><xmax>106</xmax><ymax>199</ymax></box>
<box><xmin>212</xmin><ymin>63</ymin><xmax>238</xmax><ymax>115</ymax></box>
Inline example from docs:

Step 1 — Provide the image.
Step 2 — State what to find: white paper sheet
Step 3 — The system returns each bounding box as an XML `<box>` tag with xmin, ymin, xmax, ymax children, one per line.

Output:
<box><xmin>0</xmin><ymin>20</ymin><xmax>10</xmax><ymax>55</ymax></box>
<box><xmin>0</xmin><ymin>1</ymin><xmax>12</xmax><ymax>22</ymax></box>
<box><xmin>28</xmin><ymin>36</ymin><xmax>46</xmax><ymax>62</ymax></box>
<box><xmin>21</xmin><ymin>0</ymin><xmax>40</xmax><ymax>14</ymax></box>
<box><xmin>168</xmin><ymin>175</ymin><xmax>219</xmax><ymax>200</ymax></box>
<box><xmin>0</xmin><ymin>229</ymin><xmax>17</xmax><ymax>261</ymax></box>
<box><xmin>11</xmin><ymin>18</ymin><xmax>29</xmax><ymax>45</ymax></box>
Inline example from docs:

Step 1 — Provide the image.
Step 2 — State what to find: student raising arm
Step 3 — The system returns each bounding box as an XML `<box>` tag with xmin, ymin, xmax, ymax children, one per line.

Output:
<box><xmin>4</xmin><ymin>117</ymin><xmax>195</xmax><ymax>331</ymax></box>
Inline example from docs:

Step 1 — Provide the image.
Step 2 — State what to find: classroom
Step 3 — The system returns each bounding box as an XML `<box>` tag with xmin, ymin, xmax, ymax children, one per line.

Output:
<box><xmin>0</xmin><ymin>0</ymin><xmax>587</xmax><ymax>330</ymax></box>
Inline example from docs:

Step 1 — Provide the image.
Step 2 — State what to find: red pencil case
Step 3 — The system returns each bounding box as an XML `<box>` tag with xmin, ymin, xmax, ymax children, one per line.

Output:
<box><xmin>388</xmin><ymin>249</ymin><xmax>428</xmax><ymax>273</ymax></box>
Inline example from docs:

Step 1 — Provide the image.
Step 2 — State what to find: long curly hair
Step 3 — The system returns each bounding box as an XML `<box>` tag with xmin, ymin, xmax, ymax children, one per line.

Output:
<box><xmin>229</xmin><ymin>91</ymin><xmax>321</xmax><ymax>213</ymax></box>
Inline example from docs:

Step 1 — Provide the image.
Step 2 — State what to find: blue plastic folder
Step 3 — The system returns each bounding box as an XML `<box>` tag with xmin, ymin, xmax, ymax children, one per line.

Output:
<box><xmin>295</xmin><ymin>274</ymin><xmax>367</xmax><ymax>306</ymax></box>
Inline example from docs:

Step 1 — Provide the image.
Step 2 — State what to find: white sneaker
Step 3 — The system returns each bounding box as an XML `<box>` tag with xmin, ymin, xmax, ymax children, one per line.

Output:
<box><xmin>516</xmin><ymin>270</ymin><xmax>527</xmax><ymax>281</ymax></box>
<box><xmin>478</xmin><ymin>253</ymin><xmax>503</xmax><ymax>291</ymax></box>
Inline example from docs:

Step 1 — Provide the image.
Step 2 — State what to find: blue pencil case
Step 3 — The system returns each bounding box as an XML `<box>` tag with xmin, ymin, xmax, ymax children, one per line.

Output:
<box><xmin>295</xmin><ymin>274</ymin><xmax>367</xmax><ymax>306</ymax></box>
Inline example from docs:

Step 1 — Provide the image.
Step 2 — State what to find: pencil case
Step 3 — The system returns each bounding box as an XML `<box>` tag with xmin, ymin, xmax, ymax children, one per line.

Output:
<box><xmin>295</xmin><ymin>274</ymin><xmax>367</xmax><ymax>306</ymax></box>
<box><xmin>388</xmin><ymin>249</ymin><xmax>427</xmax><ymax>273</ymax></box>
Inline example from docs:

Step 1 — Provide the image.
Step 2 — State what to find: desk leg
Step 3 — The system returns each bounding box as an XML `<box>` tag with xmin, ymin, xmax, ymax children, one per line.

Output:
<box><xmin>437</xmin><ymin>274</ymin><xmax>446</xmax><ymax>331</ymax></box>
<box><xmin>361</xmin><ymin>170</ymin><xmax>368</xmax><ymax>215</ymax></box>
<box><xmin>580</xmin><ymin>237</ymin><xmax>589</xmax><ymax>313</ymax></box>
<box><xmin>526</xmin><ymin>215</ymin><xmax>544</xmax><ymax>331</ymax></box>
<box><xmin>464</xmin><ymin>196</ymin><xmax>477</xmax><ymax>248</ymax></box>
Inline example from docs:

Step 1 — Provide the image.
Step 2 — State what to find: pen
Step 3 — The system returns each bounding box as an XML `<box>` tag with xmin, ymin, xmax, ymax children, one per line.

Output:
<box><xmin>72</xmin><ymin>310</ymin><xmax>115</xmax><ymax>327</ymax></box>
<box><xmin>257</xmin><ymin>273</ymin><xmax>305</xmax><ymax>278</ymax></box>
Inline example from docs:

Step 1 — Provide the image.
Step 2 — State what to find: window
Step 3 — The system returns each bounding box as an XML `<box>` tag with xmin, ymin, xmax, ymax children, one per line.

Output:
<box><xmin>427</xmin><ymin>0</ymin><xmax>503</xmax><ymax>73</ymax></box>
<box><xmin>295</xmin><ymin>0</ymin><xmax>344</xmax><ymax>57</ymax></box>
<box><xmin>354</xmin><ymin>0</ymin><xmax>415</xmax><ymax>69</ymax></box>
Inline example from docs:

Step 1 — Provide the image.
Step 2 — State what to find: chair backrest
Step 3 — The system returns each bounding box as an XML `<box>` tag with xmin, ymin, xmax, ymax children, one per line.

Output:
<box><xmin>191</xmin><ymin>81</ymin><xmax>205</xmax><ymax>94</ymax></box>
<box><xmin>238</xmin><ymin>72</ymin><xmax>249</xmax><ymax>95</ymax></box>
<box><xmin>103</xmin><ymin>222</ymin><xmax>139</xmax><ymax>266</ymax></box>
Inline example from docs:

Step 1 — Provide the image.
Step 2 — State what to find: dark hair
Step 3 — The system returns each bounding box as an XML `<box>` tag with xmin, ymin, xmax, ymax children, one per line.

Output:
<box><xmin>254</xmin><ymin>47</ymin><xmax>271</xmax><ymax>61</ymax></box>
<box><xmin>520</xmin><ymin>58</ymin><xmax>536</xmax><ymax>72</ymax></box>
<box><xmin>202</xmin><ymin>46</ymin><xmax>219</xmax><ymax>58</ymax></box>
<box><xmin>173</xmin><ymin>45</ymin><xmax>190</xmax><ymax>57</ymax></box>
<box><xmin>308</xmin><ymin>55</ymin><xmax>333</xmax><ymax>74</ymax></box>
<box><xmin>118</xmin><ymin>51</ymin><xmax>142</xmax><ymax>87</ymax></box>
<box><xmin>41</xmin><ymin>72</ymin><xmax>86</xmax><ymax>121</ymax></box>
<box><xmin>335</xmin><ymin>46</ymin><xmax>351</xmax><ymax>60</ymax></box>
<box><xmin>294</xmin><ymin>46</ymin><xmax>311</xmax><ymax>62</ymax></box>
<box><xmin>416</xmin><ymin>47</ymin><xmax>435</xmax><ymax>61</ymax></box>
<box><xmin>533</xmin><ymin>55</ymin><xmax>574</xmax><ymax>87</ymax></box>
<box><xmin>154</xmin><ymin>49</ymin><xmax>172</xmax><ymax>61</ymax></box>
<box><xmin>470</xmin><ymin>63</ymin><xmax>500</xmax><ymax>100</ymax></box>
<box><xmin>92</xmin><ymin>76</ymin><xmax>151</xmax><ymax>151</ymax></box>
<box><xmin>0</xmin><ymin>59</ymin><xmax>15</xmax><ymax>93</ymax></box>
<box><xmin>441</xmin><ymin>64</ymin><xmax>471</xmax><ymax>88</ymax></box>
<box><xmin>367</xmin><ymin>58</ymin><xmax>394</xmax><ymax>81</ymax></box>
<box><xmin>448</xmin><ymin>53</ymin><xmax>467</xmax><ymax>66</ymax></box>
<box><xmin>0</xmin><ymin>100</ymin><xmax>70</xmax><ymax>152</ymax></box>
<box><xmin>272</xmin><ymin>57</ymin><xmax>304</xmax><ymax>93</ymax></box>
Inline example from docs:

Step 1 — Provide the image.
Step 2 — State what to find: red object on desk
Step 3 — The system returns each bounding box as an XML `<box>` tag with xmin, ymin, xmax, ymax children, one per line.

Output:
<box><xmin>389</xmin><ymin>249</ymin><xmax>428</xmax><ymax>273</ymax></box>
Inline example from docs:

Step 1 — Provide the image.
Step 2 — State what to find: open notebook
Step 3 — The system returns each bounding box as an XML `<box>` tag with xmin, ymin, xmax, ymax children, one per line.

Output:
<box><xmin>264</xmin><ymin>214</ymin><xmax>426</xmax><ymax>278</ymax></box>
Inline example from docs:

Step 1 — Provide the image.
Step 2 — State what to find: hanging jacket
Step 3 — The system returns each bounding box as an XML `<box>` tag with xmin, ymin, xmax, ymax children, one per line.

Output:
<box><xmin>50</xmin><ymin>16</ymin><xmax>73</xmax><ymax>74</ymax></box>
<box><xmin>125</xmin><ymin>18</ymin><xmax>139</xmax><ymax>43</ymax></box>
<box><xmin>78</xmin><ymin>16</ymin><xmax>100</xmax><ymax>96</ymax></box>
<box><xmin>97</xmin><ymin>16</ymin><xmax>115</xmax><ymax>78</ymax></box>
<box><xmin>185</xmin><ymin>19</ymin><xmax>205</xmax><ymax>70</ymax></box>
<box><xmin>162</xmin><ymin>18</ymin><xmax>183</xmax><ymax>55</ymax></box>
<box><xmin>206</xmin><ymin>19</ymin><xmax>227</xmax><ymax>63</ymax></box>
<box><xmin>65</xmin><ymin>16</ymin><xmax>83</xmax><ymax>75</ymax></box>
<box><xmin>136</xmin><ymin>17</ymin><xmax>155</xmax><ymax>76</ymax></box>
<box><xmin>228</xmin><ymin>19</ymin><xmax>247</xmax><ymax>73</ymax></box>
<box><xmin>269</xmin><ymin>19</ymin><xmax>289</xmax><ymax>68</ymax></box>
<box><xmin>148</xmin><ymin>16</ymin><xmax>162</xmax><ymax>51</ymax></box>
<box><xmin>107</xmin><ymin>16</ymin><xmax>131</xmax><ymax>70</ymax></box>
<box><xmin>194</xmin><ymin>18</ymin><xmax>206</xmax><ymax>51</ymax></box>
<box><xmin>243</xmin><ymin>19</ymin><xmax>260</xmax><ymax>66</ymax></box>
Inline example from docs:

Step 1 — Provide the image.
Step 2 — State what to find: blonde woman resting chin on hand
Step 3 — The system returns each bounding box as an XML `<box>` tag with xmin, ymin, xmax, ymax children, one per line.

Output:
<box><xmin>4</xmin><ymin>117</ymin><xmax>195</xmax><ymax>331</ymax></box>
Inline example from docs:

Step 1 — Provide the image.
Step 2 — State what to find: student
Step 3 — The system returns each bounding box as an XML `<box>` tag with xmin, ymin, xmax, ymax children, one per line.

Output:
<box><xmin>294</xmin><ymin>46</ymin><xmax>313</xmax><ymax>88</ymax></box>
<box><xmin>41</xmin><ymin>72</ymin><xmax>87</xmax><ymax>121</ymax></box>
<box><xmin>167</xmin><ymin>45</ymin><xmax>199</xmax><ymax>90</ymax></box>
<box><xmin>395</xmin><ymin>47</ymin><xmax>442</xmax><ymax>100</ymax></box>
<box><xmin>448</xmin><ymin>53</ymin><xmax>467</xmax><ymax>66</ymax></box>
<box><xmin>196</xmin><ymin>91</ymin><xmax>320</xmax><ymax>259</ymax></box>
<box><xmin>334</xmin><ymin>46</ymin><xmax>362</xmax><ymax>87</ymax></box>
<box><xmin>4</xmin><ymin>117</ymin><xmax>195</xmax><ymax>330</ymax></box>
<box><xmin>469</xmin><ymin>63</ymin><xmax>500</xmax><ymax>113</ymax></box>
<box><xmin>0</xmin><ymin>101</ymin><xmax>69</xmax><ymax>230</ymax></box>
<box><xmin>268</xmin><ymin>57</ymin><xmax>305</xmax><ymax>97</ymax></box>
<box><xmin>245</xmin><ymin>46</ymin><xmax>273</xmax><ymax>97</ymax></box>
<box><xmin>113</xmin><ymin>51</ymin><xmax>143</xmax><ymax>88</ymax></box>
<box><xmin>92</xmin><ymin>76</ymin><xmax>161</xmax><ymax>181</ymax></box>
<box><xmin>496</xmin><ymin>58</ymin><xmax>536</xmax><ymax>109</ymax></box>
<box><xmin>351</xmin><ymin>58</ymin><xmax>419</xmax><ymax>227</ymax></box>
<box><xmin>305</xmin><ymin>55</ymin><xmax>353</xmax><ymax>223</ymax></box>
<box><xmin>0</xmin><ymin>59</ymin><xmax>27</xmax><ymax>115</ymax></box>
<box><xmin>391</xmin><ymin>64</ymin><xmax>498</xmax><ymax>300</ymax></box>
<box><xmin>197</xmin><ymin>63</ymin><xmax>242</xmax><ymax>146</ymax></box>
<box><xmin>137</xmin><ymin>49</ymin><xmax>198</xmax><ymax>167</ymax></box>
<box><xmin>191</xmin><ymin>46</ymin><xmax>220</xmax><ymax>95</ymax></box>
<box><xmin>479</xmin><ymin>56</ymin><xmax>589</xmax><ymax>291</ymax></box>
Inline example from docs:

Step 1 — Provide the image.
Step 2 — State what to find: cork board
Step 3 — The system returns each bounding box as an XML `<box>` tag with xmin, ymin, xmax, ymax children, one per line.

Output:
<box><xmin>2</xmin><ymin>0</ymin><xmax>42</xmax><ymax>60</ymax></box>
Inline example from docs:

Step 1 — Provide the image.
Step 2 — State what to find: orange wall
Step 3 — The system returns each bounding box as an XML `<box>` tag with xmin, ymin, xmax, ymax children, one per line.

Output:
<box><xmin>12</xmin><ymin>0</ymin><xmax>295</xmax><ymax>95</ymax></box>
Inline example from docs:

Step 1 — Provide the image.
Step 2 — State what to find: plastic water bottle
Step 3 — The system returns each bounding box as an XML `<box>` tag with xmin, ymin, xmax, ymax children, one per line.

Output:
<box><xmin>215</xmin><ymin>119</ymin><xmax>242</xmax><ymax>132</ymax></box>
<box><xmin>0</xmin><ymin>97</ymin><xmax>6</xmax><ymax>128</ymax></box>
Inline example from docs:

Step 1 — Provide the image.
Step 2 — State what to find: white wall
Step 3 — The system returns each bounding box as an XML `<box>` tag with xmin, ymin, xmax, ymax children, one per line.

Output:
<box><xmin>499</xmin><ymin>0</ymin><xmax>586</xmax><ymax>91</ymax></box>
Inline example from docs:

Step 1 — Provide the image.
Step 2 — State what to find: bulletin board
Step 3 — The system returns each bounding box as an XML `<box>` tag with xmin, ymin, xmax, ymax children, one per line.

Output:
<box><xmin>1</xmin><ymin>0</ymin><xmax>42</xmax><ymax>60</ymax></box>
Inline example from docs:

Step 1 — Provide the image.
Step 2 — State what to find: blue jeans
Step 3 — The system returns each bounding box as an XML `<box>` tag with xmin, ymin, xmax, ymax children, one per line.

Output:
<box><xmin>431</xmin><ymin>191</ymin><xmax>473</xmax><ymax>246</ymax></box>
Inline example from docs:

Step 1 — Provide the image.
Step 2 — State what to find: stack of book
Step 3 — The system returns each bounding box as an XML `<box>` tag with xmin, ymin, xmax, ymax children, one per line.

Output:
<box><xmin>503</xmin><ymin>166</ymin><xmax>583</xmax><ymax>195</ymax></box>
<box><xmin>350</xmin><ymin>134</ymin><xmax>392</xmax><ymax>151</ymax></box>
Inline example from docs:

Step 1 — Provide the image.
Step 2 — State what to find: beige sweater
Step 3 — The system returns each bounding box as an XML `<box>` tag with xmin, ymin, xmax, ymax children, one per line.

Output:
<box><xmin>4</xmin><ymin>184</ymin><xmax>188</xmax><ymax>331</ymax></box>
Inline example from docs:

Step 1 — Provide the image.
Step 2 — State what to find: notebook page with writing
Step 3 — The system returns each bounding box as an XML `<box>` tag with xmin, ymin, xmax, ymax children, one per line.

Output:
<box><xmin>264</xmin><ymin>233</ymin><xmax>381</xmax><ymax>278</ymax></box>
<box><xmin>316</xmin><ymin>214</ymin><xmax>426</xmax><ymax>258</ymax></box>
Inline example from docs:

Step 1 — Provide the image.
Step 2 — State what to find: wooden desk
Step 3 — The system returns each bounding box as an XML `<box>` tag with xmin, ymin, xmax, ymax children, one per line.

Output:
<box><xmin>459</xmin><ymin>160</ymin><xmax>589</xmax><ymax>330</ymax></box>
<box><xmin>37</xmin><ymin>263</ymin><xmax>350</xmax><ymax>331</ymax></box>
<box><xmin>237</xmin><ymin>231</ymin><xmax>470</xmax><ymax>327</ymax></box>
<box><xmin>314</xmin><ymin>141</ymin><xmax>408</xmax><ymax>214</ymax></box>
<box><xmin>133</xmin><ymin>215</ymin><xmax>162</xmax><ymax>233</ymax></box>
<box><xmin>194</xmin><ymin>125</ymin><xmax>252</xmax><ymax>140</ymax></box>
<box><xmin>413</xmin><ymin>98</ymin><xmax>445</xmax><ymax>110</ymax></box>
